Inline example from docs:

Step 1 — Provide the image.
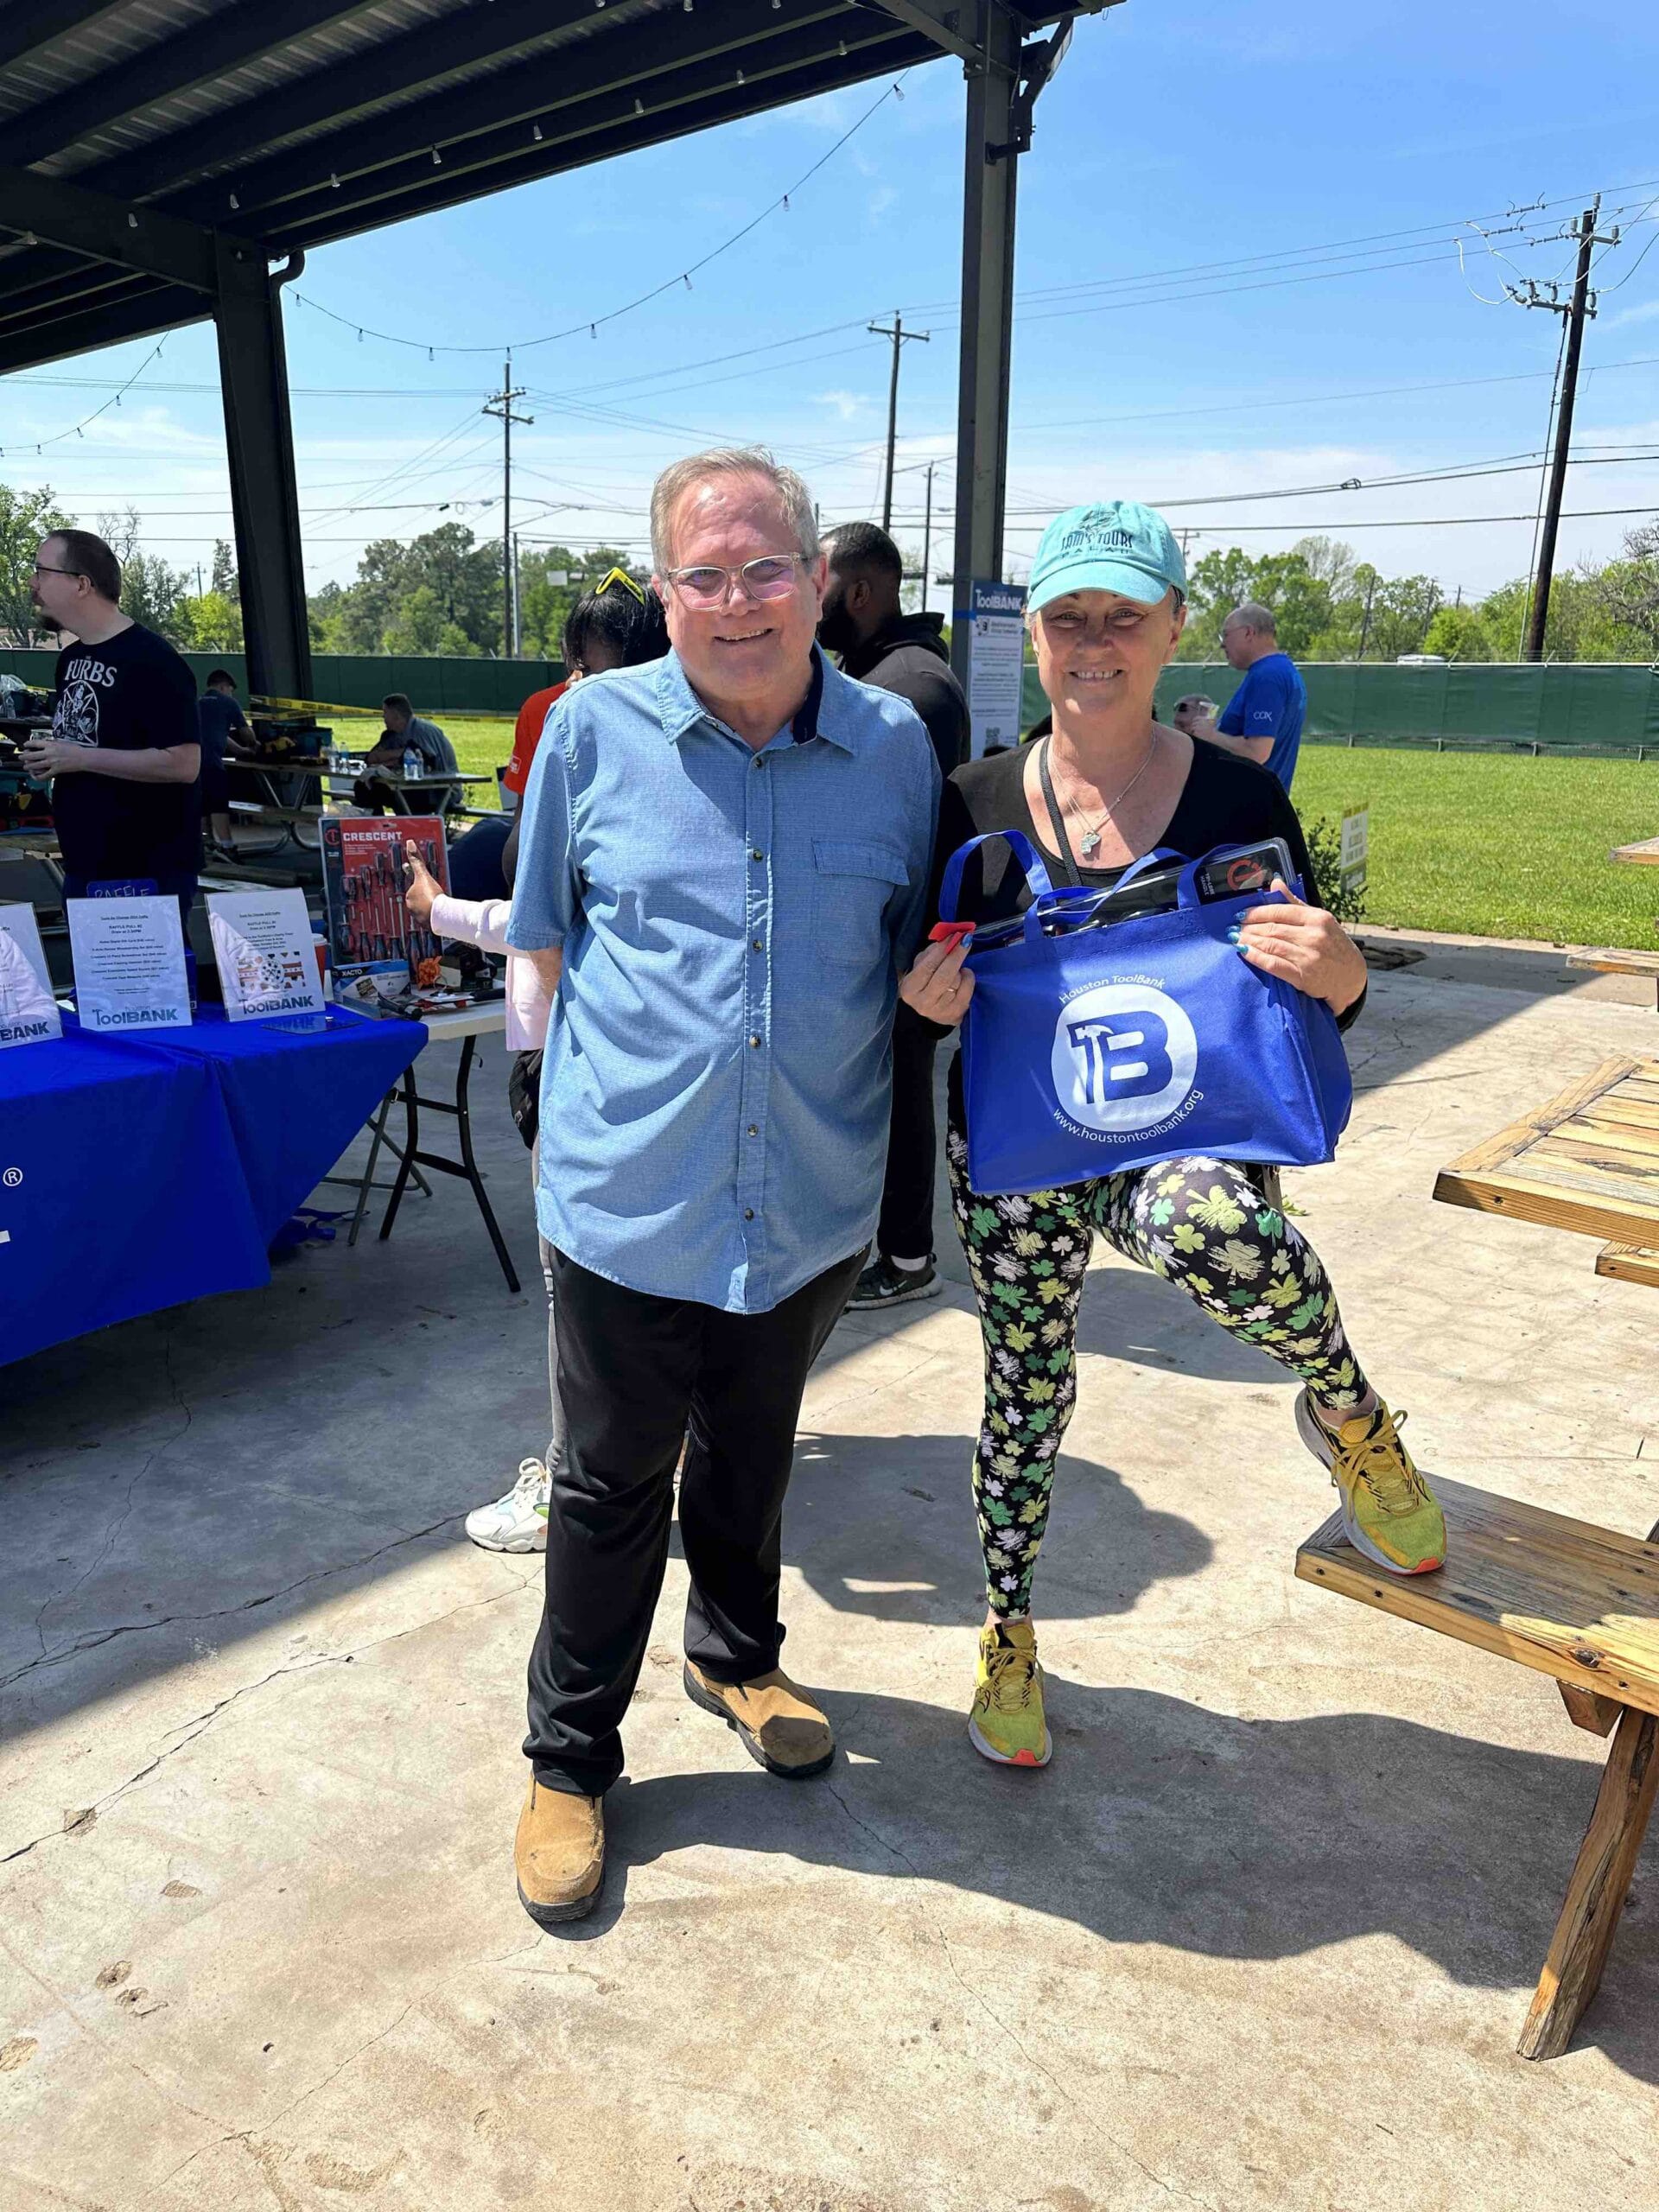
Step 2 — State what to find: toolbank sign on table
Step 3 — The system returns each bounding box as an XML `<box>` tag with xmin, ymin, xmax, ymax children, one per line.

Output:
<box><xmin>0</xmin><ymin>1003</ymin><xmax>423</xmax><ymax>1363</ymax></box>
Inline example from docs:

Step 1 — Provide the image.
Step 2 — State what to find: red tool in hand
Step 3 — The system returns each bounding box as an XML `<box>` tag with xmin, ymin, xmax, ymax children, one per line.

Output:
<box><xmin>928</xmin><ymin>920</ymin><xmax>976</xmax><ymax>952</ymax></box>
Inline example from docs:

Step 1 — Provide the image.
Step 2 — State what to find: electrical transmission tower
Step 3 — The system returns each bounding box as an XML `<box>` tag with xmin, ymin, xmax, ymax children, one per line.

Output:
<box><xmin>868</xmin><ymin>314</ymin><xmax>931</xmax><ymax>533</ymax></box>
<box><xmin>485</xmin><ymin>358</ymin><xmax>533</xmax><ymax>657</ymax></box>
<box><xmin>1507</xmin><ymin>199</ymin><xmax>1619</xmax><ymax>661</ymax></box>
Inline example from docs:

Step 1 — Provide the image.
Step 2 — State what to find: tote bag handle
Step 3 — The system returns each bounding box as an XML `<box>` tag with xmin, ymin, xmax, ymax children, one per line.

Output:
<box><xmin>1021</xmin><ymin>843</ymin><xmax>1191</xmax><ymax>944</ymax></box>
<box><xmin>938</xmin><ymin>828</ymin><xmax>1055</xmax><ymax>924</ymax></box>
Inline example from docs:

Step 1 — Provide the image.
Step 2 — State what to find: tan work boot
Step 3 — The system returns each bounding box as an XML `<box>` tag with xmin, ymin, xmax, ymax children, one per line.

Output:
<box><xmin>683</xmin><ymin>1660</ymin><xmax>834</xmax><ymax>1778</ymax></box>
<box><xmin>514</xmin><ymin>1777</ymin><xmax>604</xmax><ymax>1928</ymax></box>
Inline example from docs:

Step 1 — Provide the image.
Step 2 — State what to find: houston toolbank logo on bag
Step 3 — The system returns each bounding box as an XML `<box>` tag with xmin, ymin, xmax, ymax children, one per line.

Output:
<box><xmin>1050</xmin><ymin>978</ymin><xmax>1200</xmax><ymax>1140</ymax></box>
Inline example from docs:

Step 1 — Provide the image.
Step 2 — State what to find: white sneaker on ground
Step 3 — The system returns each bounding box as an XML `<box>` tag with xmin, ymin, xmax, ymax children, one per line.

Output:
<box><xmin>465</xmin><ymin>1459</ymin><xmax>551</xmax><ymax>1553</ymax></box>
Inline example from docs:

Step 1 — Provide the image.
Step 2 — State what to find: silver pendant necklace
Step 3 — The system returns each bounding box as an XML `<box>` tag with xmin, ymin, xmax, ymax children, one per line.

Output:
<box><xmin>1061</xmin><ymin>729</ymin><xmax>1160</xmax><ymax>857</ymax></box>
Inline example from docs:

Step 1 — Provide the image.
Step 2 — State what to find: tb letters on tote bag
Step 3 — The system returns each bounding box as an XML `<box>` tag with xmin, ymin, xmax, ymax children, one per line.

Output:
<box><xmin>938</xmin><ymin>832</ymin><xmax>1353</xmax><ymax>1198</ymax></box>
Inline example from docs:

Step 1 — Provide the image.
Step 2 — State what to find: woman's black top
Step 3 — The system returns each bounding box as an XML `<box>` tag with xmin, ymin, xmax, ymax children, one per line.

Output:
<box><xmin>923</xmin><ymin>736</ymin><xmax>1363</xmax><ymax>1126</ymax></box>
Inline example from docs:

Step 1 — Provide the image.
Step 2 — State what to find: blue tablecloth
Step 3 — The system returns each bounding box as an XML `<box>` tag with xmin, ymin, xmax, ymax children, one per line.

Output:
<box><xmin>0</xmin><ymin>1004</ymin><xmax>424</xmax><ymax>1363</ymax></box>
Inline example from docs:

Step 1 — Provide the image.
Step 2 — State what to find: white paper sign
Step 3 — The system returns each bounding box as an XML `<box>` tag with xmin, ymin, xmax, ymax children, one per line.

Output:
<box><xmin>207</xmin><ymin>888</ymin><xmax>326</xmax><ymax>1020</ymax></box>
<box><xmin>67</xmin><ymin>894</ymin><xmax>191</xmax><ymax>1033</ymax></box>
<box><xmin>0</xmin><ymin>902</ymin><xmax>61</xmax><ymax>1049</ymax></box>
<box><xmin>964</xmin><ymin>579</ymin><xmax>1028</xmax><ymax>757</ymax></box>
<box><xmin>1339</xmin><ymin>806</ymin><xmax>1370</xmax><ymax>897</ymax></box>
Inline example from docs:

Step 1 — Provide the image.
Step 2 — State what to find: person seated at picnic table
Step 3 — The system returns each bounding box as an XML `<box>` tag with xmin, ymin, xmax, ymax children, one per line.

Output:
<box><xmin>899</xmin><ymin>499</ymin><xmax>1446</xmax><ymax>1773</ymax></box>
<box><xmin>352</xmin><ymin>693</ymin><xmax>461</xmax><ymax>813</ymax></box>
<box><xmin>402</xmin><ymin>569</ymin><xmax>670</xmax><ymax>1557</ymax></box>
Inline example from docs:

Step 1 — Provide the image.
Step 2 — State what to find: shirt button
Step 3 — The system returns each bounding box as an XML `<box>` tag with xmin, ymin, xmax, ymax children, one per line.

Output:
<box><xmin>749</xmin><ymin>1034</ymin><xmax>760</xmax><ymax>1048</ymax></box>
<box><xmin>751</xmin><ymin>938</ymin><xmax>762</xmax><ymax>951</ymax></box>
<box><xmin>747</xmin><ymin>1124</ymin><xmax>758</xmax><ymax>1136</ymax></box>
<box><xmin>753</xmin><ymin>757</ymin><xmax>766</xmax><ymax>771</ymax></box>
<box><xmin>750</xmin><ymin>848</ymin><xmax>764</xmax><ymax>861</ymax></box>
<box><xmin>743</xmin><ymin>1207</ymin><xmax>755</xmax><ymax>1221</ymax></box>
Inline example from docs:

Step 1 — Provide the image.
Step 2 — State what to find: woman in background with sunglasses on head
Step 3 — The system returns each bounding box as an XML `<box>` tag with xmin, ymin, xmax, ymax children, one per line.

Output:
<box><xmin>899</xmin><ymin>500</ymin><xmax>1446</xmax><ymax>1772</ymax></box>
<box><xmin>405</xmin><ymin>570</ymin><xmax>670</xmax><ymax>1554</ymax></box>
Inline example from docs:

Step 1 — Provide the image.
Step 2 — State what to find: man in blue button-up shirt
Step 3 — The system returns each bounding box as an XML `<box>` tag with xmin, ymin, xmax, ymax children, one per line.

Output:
<box><xmin>506</xmin><ymin>447</ymin><xmax>938</xmax><ymax>1924</ymax></box>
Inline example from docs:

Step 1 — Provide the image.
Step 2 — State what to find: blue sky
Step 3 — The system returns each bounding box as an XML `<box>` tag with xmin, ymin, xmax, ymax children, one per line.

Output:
<box><xmin>5</xmin><ymin>0</ymin><xmax>1657</xmax><ymax>607</ymax></box>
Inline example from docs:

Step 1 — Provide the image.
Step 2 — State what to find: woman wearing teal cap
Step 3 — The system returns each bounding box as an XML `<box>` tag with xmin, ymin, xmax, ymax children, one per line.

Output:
<box><xmin>900</xmin><ymin>499</ymin><xmax>1445</xmax><ymax>1770</ymax></box>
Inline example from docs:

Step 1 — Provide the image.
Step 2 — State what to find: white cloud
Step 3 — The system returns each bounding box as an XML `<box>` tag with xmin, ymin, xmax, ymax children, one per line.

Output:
<box><xmin>1604</xmin><ymin>297</ymin><xmax>1659</xmax><ymax>333</ymax></box>
<box><xmin>813</xmin><ymin>390</ymin><xmax>870</xmax><ymax>423</ymax></box>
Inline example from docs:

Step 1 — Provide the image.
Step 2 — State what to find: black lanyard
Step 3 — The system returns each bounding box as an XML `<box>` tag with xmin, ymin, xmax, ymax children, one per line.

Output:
<box><xmin>1037</xmin><ymin>735</ymin><xmax>1084</xmax><ymax>888</ymax></box>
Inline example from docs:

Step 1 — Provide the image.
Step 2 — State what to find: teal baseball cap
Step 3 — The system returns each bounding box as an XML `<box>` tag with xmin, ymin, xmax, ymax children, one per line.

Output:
<box><xmin>1027</xmin><ymin>499</ymin><xmax>1186</xmax><ymax>613</ymax></box>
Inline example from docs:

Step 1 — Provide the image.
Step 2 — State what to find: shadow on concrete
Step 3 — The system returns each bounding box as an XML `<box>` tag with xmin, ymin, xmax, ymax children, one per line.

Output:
<box><xmin>672</xmin><ymin>1428</ymin><xmax>1213</xmax><ymax>1631</ymax></box>
<box><xmin>571</xmin><ymin>1681</ymin><xmax>1659</xmax><ymax>2085</ymax></box>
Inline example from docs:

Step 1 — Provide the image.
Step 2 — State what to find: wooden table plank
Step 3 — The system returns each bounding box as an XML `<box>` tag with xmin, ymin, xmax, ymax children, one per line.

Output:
<box><xmin>1296</xmin><ymin>1477</ymin><xmax>1659</xmax><ymax>1716</ymax></box>
<box><xmin>1611</xmin><ymin>836</ymin><xmax>1659</xmax><ymax>866</ymax></box>
<box><xmin>1596</xmin><ymin>1242</ymin><xmax>1659</xmax><ymax>1287</ymax></box>
<box><xmin>1433</xmin><ymin>1058</ymin><xmax>1659</xmax><ymax>1248</ymax></box>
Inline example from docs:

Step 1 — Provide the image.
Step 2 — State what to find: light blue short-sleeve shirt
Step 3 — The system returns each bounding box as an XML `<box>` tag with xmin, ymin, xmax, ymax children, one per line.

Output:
<box><xmin>506</xmin><ymin>646</ymin><xmax>939</xmax><ymax>1314</ymax></box>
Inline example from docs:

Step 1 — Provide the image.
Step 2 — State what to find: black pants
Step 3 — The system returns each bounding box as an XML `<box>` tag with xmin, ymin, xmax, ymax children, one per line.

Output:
<box><xmin>875</xmin><ymin>1001</ymin><xmax>939</xmax><ymax>1264</ymax></box>
<box><xmin>524</xmin><ymin>1243</ymin><xmax>867</xmax><ymax>1797</ymax></box>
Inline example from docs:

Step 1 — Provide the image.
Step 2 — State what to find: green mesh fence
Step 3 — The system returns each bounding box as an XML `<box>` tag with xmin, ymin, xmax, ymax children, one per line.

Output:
<box><xmin>1016</xmin><ymin>661</ymin><xmax>1659</xmax><ymax>755</ymax></box>
<box><xmin>5</xmin><ymin>644</ymin><xmax>1656</xmax><ymax>751</ymax></box>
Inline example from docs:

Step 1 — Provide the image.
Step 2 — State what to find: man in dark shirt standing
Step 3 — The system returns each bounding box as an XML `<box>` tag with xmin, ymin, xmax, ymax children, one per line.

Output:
<box><xmin>197</xmin><ymin>667</ymin><xmax>254</xmax><ymax>852</ymax></box>
<box><xmin>22</xmin><ymin>531</ymin><xmax>200</xmax><ymax>920</ymax></box>
<box><xmin>819</xmin><ymin>522</ymin><xmax>969</xmax><ymax>1310</ymax></box>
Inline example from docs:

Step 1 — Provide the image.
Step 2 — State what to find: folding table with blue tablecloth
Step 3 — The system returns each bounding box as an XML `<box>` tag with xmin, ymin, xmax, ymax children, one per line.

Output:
<box><xmin>0</xmin><ymin>1004</ymin><xmax>424</xmax><ymax>1363</ymax></box>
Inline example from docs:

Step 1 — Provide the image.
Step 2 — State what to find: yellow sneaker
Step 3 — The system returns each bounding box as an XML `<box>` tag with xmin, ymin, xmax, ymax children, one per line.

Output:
<box><xmin>969</xmin><ymin>1619</ymin><xmax>1052</xmax><ymax>1767</ymax></box>
<box><xmin>1296</xmin><ymin>1391</ymin><xmax>1446</xmax><ymax>1576</ymax></box>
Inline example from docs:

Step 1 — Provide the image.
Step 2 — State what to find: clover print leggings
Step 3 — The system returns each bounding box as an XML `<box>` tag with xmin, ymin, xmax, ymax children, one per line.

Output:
<box><xmin>944</xmin><ymin>1116</ymin><xmax>1372</xmax><ymax>1619</ymax></box>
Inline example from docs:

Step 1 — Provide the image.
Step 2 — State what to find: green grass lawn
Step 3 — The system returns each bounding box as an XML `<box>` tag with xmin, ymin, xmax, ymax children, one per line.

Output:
<box><xmin>1294</xmin><ymin>747</ymin><xmax>1659</xmax><ymax>949</ymax></box>
<box><xmin>441</xmin><ymin>709</ymin><xmax>1659</xmax><ymax>951</ymax></box>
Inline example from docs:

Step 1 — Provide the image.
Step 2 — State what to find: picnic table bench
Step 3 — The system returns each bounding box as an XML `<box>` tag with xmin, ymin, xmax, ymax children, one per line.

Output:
<box><xmin>1433</xmin><ymin>1056</ymin><xmax>1659</xmax><ymax>1283</ymax></box>
<box><xmin>1299</xmin><ymin>1481</ymin><xmax>1659</xmax><ymax>2057</ymax></box>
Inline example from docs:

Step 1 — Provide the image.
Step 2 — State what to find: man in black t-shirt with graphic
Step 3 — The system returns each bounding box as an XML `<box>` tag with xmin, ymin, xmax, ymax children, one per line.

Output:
<box><xmin>22</xmin><ymin>530</ymin><xmax>201</xmax><ymax>920</ymax></box>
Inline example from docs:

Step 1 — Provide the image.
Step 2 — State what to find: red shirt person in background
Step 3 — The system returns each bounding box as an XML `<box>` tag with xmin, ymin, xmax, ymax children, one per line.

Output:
<box><xmin>501</xmin><ymin>569</ymin><xmax>667</xmax><ymax>801</ymax></box>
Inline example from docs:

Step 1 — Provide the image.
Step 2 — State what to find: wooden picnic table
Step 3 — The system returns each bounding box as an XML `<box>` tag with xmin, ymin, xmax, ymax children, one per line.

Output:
<box><xmin>1299</xmin><ymin>1481</ymin><xmax>1659</xmax><ymax>2057</ymax></box>
<box><xmin>1611</xmin><ymin>836</ymin><xmax>1659</xmax><ymax>867</ymax></box>
<box><xmin>1433</xmin><ymin>1056</ymin><xmax>1659</xmax><ymax>1282</ymax></box>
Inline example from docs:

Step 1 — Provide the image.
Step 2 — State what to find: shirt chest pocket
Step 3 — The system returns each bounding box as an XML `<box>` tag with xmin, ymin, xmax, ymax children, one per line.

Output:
<box><xmin>810</xmin><ymin>838</ymin><xmax>910</xmax><ymax>968</ymax></box>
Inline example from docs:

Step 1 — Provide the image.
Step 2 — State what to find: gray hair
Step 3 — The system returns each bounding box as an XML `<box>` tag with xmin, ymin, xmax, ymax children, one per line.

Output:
<box><xmin>1227</xmin><ymin>601</ymin><xmax>1276</xmax><ymax>637</ymax></box>
<box><xmin>650</xmin><ymin>446</ymin><xmax>819</xmax><ymax>575</ymax></box>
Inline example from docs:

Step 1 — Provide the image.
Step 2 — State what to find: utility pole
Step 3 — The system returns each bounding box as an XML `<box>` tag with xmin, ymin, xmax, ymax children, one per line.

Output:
<box><xmin>485</xmin><ymin>356</ymin><xmax>533</xmax><ymax>656</ymax></box>
<box><xmin>1356</xmin><ymin>571</ymin><xmax>1376</xmax><ymax>662</ymax></box>
<box><xmin>1510</xmin><ymin>199</ymin><xmax>1618</xmax><ymax>661</ymax></box>
<box><xmin>921</xmin><ymin>461</ymin><xmax>936</xmax><ymax>614</ymax></box>
<box><xmin>868</xmin><ymin>313</ymin><xmax>930</xmax><ymax>533</ymax></box>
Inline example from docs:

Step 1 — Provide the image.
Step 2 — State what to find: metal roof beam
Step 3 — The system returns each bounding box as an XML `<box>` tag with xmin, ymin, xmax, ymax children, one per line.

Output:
<box><xmin>867</xmin><ymin>0</ymin><xmax>1011</xmax><ymax>67</ymax></box>
<box><xmin>169</xmin><ymin>2</ymin><xmax>877</xmax><ymax>231</ymax></box>
<box><xmin>272</xmin><ymin>24</ymin><xmax>931</xmax><ymax>252</ymax></box>
<box><xmin>0</xmin><ymin>162</ymin><xmax>262</xmax><ymax>293</ymax></box>
<box><xmin>79</xmin><ymin>0</ymin><xmax>663</xmax><ymax>205</ymax></box>
<box><xmin>6</xmin><ymin>0</ymin><xmax>383</xmax><ymax>167</ymax></box>
<box><xmin>0</xmin><ymin>1</ymin><xmax>126</xmax><ymax>78</ymax></box>
<box><xmin>0</xmin><ymin>279</ymin><xmax>201</xmax><ymax>376</ymax></box>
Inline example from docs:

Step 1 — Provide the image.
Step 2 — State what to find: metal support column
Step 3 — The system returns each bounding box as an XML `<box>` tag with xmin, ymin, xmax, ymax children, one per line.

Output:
<box><xmin>949</xmin><ymin>4</ymin><xmax>1021</xmax><ymax>692</ymax></box>
<box><xmin>214</xmin><ymin>245</ymin><xmax>312</xmax><ymax>704</ymax></box>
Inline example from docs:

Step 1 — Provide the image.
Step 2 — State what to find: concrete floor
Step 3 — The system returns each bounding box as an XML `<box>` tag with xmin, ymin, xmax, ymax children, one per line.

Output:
<box><xmin>3</xmin><ymin>947</ymin><xmax>1657</xmax><ymax>2211</ymax></box>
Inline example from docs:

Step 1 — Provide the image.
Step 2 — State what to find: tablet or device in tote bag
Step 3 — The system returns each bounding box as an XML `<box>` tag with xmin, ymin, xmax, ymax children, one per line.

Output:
<box><xmin>938</xmin><ymin>832</ymin><xmax>1352</xmax><ymax>1198</ymax></box>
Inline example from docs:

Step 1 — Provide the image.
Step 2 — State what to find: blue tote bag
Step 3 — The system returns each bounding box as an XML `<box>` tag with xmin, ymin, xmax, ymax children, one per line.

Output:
<box><xmin>938</xmin><ymin>831</ymin><xmax>1353</xmax><ymax>1198</ymax></box>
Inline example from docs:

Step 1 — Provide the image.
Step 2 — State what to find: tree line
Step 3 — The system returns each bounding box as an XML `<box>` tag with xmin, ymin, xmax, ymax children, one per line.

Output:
<box><xmin>4</xmin><ymin>481</ymin><xmax>1656</xmax><ymax>664</ymax></box>
<box><xmin>1173</xmin><ymin>526</ymin><xmax>1659</xmax><ymax>664</ymax></box>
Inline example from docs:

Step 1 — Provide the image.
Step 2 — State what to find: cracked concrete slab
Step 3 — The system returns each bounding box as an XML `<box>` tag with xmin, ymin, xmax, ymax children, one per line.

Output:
<box><xmin>3</xmin><ymin>970</ymin><xmax>1658</xmax><ymax>2212</ymax></box>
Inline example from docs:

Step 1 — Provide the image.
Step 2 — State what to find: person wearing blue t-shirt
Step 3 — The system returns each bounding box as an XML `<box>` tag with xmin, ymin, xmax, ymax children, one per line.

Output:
<box><xmin>1196</xmin><ymin>601</ymin><xmax>1306</xmax><ymax>791</ymax></box>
